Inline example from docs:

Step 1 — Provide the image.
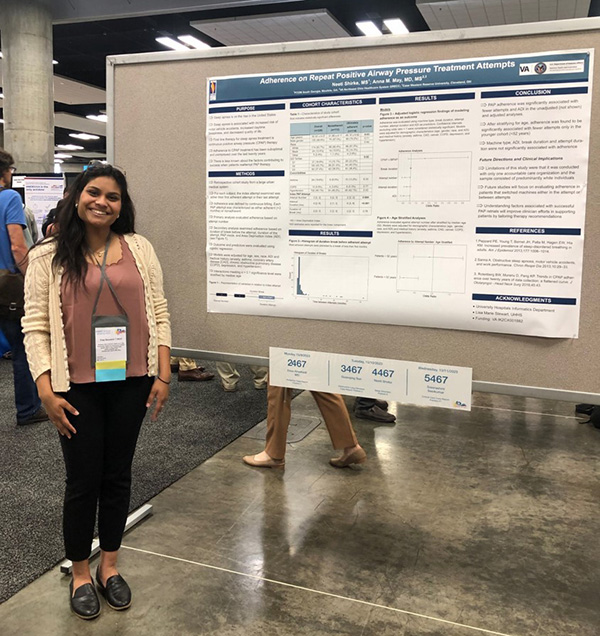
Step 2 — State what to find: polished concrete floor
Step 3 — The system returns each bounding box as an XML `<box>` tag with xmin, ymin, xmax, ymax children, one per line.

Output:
<box><xmin>1</xmin><ymin>391</ymin><xmax>599</xmax><ymax>635</ymax></box>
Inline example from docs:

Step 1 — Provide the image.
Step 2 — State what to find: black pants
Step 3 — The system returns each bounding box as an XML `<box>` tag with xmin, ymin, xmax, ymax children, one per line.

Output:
<box><xmin>59</xmin><ymin>376</ymin><xmax>153</xmax><ymax>562</ymax></box>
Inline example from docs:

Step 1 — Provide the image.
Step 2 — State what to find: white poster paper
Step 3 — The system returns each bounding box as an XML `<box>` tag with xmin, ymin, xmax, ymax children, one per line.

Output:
<box><xmin>24</xmin><ymin>177</ymin><xmax>64</xmax><ymax>236</ymax></box>
<box><xmin>269</xmin><ymin>347</ymin><xmax>472</xmax><ymax>410</ymax></box>
<box><xmin>206</xmin><ymin>50</ymin><xmax>593</xmax><ymax>338</ymax></box>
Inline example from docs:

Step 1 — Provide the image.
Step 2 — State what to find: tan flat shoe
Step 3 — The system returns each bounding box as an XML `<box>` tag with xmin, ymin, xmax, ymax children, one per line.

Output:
<box><xmin>242</xmin><ymin>454</ymin><xmax>285</xmax><ymax>469</ymax></box>
<box><xmin>329</xmin><ymin>448</ymin><xmax>367</xmax><ymax>468</ymax></box>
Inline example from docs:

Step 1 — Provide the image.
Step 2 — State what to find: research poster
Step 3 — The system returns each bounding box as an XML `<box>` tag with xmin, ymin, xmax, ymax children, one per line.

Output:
<box><xmin>24</xmin><ymin>177</ymin><xmax>64</xmax><ymax>236</ymax></box>
<box><xmin>206</xmin><ymin>50</ymin><xmax>593</xmax><ymax>338</ymax></box>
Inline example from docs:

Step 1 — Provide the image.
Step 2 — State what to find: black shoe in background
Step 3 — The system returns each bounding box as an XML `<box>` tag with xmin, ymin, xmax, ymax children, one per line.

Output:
<box><xmin>354</xmin><ymin>405</ymin><xmax>396</xmax><ymax>423</ymax></box>
<box><xmin>353</xmin><ymin>398</ymin><xmax>389</xmax><ymax>411</ymax></box>
<box><xmin>17</xmin><ymin>407</ymin><xmax>49</xmax><ymax>426</ymax></box>
<box><xmin>575</xmin><ymin>404</ymin><xmax>595</xmax><ymax>416</ymax></box>
<box><xmin>589</xmin><ymin>406</ymin><xmax>600</xmax><ymax>430</ymax></box>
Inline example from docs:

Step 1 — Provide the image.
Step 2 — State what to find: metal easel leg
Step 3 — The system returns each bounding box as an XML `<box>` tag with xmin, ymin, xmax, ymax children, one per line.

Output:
<box><xmin>59</xmin><ymin>503</ymin><xmax>153</xmax><ymax>575</ymax></box>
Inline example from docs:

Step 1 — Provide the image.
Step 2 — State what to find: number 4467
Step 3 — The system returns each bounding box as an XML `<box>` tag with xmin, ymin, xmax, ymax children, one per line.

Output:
<box><xmin>372</xmin><ymin>368</ymin><xmax>394</xmax><ymax>378</ymax></box>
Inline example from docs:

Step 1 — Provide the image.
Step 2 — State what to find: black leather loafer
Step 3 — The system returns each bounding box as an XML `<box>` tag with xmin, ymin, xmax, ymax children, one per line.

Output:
<box><xmin>96</xmin><ymin>568</ymin><xmax>132</xmax><ymax>610</ymax></box>
<box><xmin>354</xmin><ymin>405</ymin><xmax>396</xmax><ymax>423</ymax></box>
<box><xmin>69</xmin><ymin>580</ymin><xmax>101</xmax><ymax>620</ymax></box>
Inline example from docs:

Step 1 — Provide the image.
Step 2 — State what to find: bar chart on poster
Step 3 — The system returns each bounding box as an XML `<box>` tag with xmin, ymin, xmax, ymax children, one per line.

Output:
<box><xmin>294</xmin><ymin>254</ymin><xmax>369</xmax><ymax>301</ymax></box>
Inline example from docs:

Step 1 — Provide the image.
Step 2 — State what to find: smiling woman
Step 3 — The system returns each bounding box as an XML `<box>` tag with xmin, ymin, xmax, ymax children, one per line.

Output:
<box><xmin>21</xmin><ymin>164</ymin><xmax>172</xmax><ymax>620</ymax></box>
<box><xmin>52</xmin><ymin>166</ymin><xmax>136</xmax><ymax>288</ymax></box>
<box><xmin>76</xmin><ymin>176</ymin><xmax>122</xmax><ymax>233</ymax></box>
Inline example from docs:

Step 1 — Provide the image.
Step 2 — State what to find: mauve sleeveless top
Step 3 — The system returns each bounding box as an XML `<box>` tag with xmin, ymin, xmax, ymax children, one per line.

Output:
<box><xmin>60</xmin><ymin>235</ymin><xmax>149</xmax><ymax>383</ymax></box>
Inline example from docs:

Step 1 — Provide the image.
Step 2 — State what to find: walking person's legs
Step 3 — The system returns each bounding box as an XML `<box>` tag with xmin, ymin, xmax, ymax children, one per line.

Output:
<box><xmin>243</xmin><ymin>381</ymin><xmax>289</xmax><ymax>467</ymax></box>
<box><xmin>312</xmin><ymin>391</ymin><xmax>366</xmax><ymax>467</ymax></box>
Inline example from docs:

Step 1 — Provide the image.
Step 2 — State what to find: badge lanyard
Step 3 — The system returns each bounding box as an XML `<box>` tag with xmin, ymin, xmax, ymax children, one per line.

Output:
<box><xmin>90</xmin><ymin>236</ymin><xmax>129</xmax><ymax>382</ymax></box>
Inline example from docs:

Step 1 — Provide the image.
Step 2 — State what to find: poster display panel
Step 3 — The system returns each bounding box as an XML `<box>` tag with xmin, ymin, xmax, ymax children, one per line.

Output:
<box><xmin>270</xmin><ymin>347</ymin><xmax>472</xmax><ymax>410</ymax></box>
<box><xmin>206</xmin><ymin>50</ymin><xmax>593</xmax><ymax>338</ymax></box>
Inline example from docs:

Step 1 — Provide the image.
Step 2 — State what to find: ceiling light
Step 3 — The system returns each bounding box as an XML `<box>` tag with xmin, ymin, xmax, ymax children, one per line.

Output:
<box><xmin>0</xmin><ymin>119</ymin><xmax>4</xmax><ymax>124</ymax></box>
<box><xmin>0</xmin><ymin>52</ymin><xmax>3</xmax><ymax>58</ymax></box>
<box><xmin>54</xmin><ymin>153</ymin><xmax>73</xmax><ymax>159</ymax></box>
<box><xmin>177</xmin><ymin>35</ymin><xmax>210</xmax><ymax>50</ymax></box>
<box><xmin>156</xmin><ymin>36</ymin><xmax>189</xmax><ymax>51</ymax></box>
<box><xmin>57</xmin><ymin>144</ymin><xmax>84</xmax><ymax>151</ymax></box>
<box><xmin>70</xmin><ymin>133</ymin><xmax>100</xmax><ymax>140</ymax></box>
<box><xmin>54</xmin><ymin>159</ymin><xmax>64</xmax><ymax>164</ymax></box>
<box><xmin>0</xmin><ymin>93</ymin><xmax>3</xmax><ymax>99</ymax></box>
<box><xmin>384</xmin><ymin>19</ymin><xmax>409</xmax><ymax>35</ymax></box>
<box><xmin>86</xmin><ymin>114</ymin><xmax>108</xmax><ymax>122</ymax></box>
<box><xmin>356</xmin><ymin>21</ymin><xmax>382</xmax><ymax>37</ymax></box>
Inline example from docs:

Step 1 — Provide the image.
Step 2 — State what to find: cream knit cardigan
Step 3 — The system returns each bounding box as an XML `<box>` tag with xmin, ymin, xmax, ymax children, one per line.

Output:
<box><xmin>22</xmin><ymin>233</ymin><xmax>171</xmax><ymax>392</ymax></box>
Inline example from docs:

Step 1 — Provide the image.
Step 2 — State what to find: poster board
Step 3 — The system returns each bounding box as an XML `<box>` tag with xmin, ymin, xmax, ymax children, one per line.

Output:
<box><xmin>108</xmin><ymin>19</ymin><xmax>600</xmax><ymax>399</ymax></box>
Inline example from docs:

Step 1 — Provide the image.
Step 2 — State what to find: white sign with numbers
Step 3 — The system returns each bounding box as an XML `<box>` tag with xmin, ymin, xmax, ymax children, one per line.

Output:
<box><xmin>269</xmin><ymin>347</ymin><xmax>472</xmax><ymax>411</ymax></box>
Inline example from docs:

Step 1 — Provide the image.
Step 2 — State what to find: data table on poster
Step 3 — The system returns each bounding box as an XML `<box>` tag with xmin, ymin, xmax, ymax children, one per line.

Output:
<box><xmin>289</xmin><ymin>120</ymin><xmax>373</xmax><ymax>216</ymax></box>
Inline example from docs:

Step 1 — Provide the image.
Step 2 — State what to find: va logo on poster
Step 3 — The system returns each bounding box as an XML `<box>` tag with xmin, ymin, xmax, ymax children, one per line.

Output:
<box><xmin>519</xmin><ymin>61</ymin><xmax>547</xmax><ymax>75</ymax></box>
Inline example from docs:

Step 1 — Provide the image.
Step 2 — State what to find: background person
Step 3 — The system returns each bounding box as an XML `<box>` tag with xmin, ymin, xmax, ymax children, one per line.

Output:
<box><xmin>0</xmin><ymin>148</ymin><xmax>46</xmax><ymax>426</ymax></box>
<box><xmin>354</xmin><ymin>397</ymin><xmax>396</xmax><ymax>423</ymax></box>
<box><xmin>170</xmin><ymin>356</ymin><xmax>214</xmax><ymax>381</ymax></box>
<box><xmin>42</xmin><ymin>189</ymin><xmax>69</xmax><ymax>238</ymax></box>
<box><xmin>243</xmin><ymin>380</ymin><xmax>366</xmax><ymax>469</ymax></box>
<box><xmin>216</xmin><ymin>361</ymin><xmax>267</xmax><ymax>392</ymax></box>
<box><xmin>23</xmin><ymin>205</ymin><xmax>39</xmax><ymax>247</ymax></box>
<box><xmin>22</xmin><ymin>164</ymin><xmax>171</xmax><ymax>620</ymax></box>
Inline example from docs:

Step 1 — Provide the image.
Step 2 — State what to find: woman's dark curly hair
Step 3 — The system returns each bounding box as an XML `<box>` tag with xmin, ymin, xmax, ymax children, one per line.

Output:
<box><xmin>52</xmin><ymin>164</ymin><xmax>135</xmax><ymax>286</ymax></box>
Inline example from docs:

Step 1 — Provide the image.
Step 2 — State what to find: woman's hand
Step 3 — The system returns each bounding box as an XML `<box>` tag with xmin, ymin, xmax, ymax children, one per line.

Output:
<box><xmin>147</xmin><ymin>378</ymin><xmax>169</xmax><ymax>421</ymax></box>
<box><xmin>42</xmin><ymin>393</ymin><xmax>79</xmax><ymax>439</ymax></box>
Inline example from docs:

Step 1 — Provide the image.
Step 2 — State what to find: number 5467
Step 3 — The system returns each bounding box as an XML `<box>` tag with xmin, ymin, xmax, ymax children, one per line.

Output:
<box><xmin>424</xmin><ymin>374</ymin><xmax>447</xmax><ymax>384</ymax></box>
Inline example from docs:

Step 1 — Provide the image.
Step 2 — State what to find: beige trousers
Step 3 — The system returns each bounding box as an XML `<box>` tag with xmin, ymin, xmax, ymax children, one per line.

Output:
<box><xmin>170</xmin><ymin>357</ymin><xmax>197</xmax><ymax>371</ymax></box>
<box><xmin>265</xmin><ymin>383</ymin><xmax>358</xmax><ymax>460</ymax></box>
<box><xmin>216</xmin><ymin>362</ymin><xmax>268</xmax><ymax>389</ymax></box>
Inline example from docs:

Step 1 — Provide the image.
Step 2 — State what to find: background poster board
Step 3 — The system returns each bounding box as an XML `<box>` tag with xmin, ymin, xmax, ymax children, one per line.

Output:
<box><xmin>24</xmin><ymin>177</ymin><xmax>64</xmax><ymax>236</ymax></box>
<box><xmin>12</xmin><ymin>173</ymin><xmax>66</xmax><ymax>238</ymax></box>
<box><xmin>110</xmin><ymin>20</ymin><xmax>600</xmax><ymax>398</ymax></box>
